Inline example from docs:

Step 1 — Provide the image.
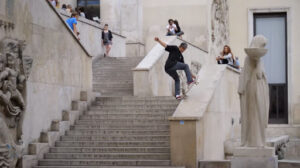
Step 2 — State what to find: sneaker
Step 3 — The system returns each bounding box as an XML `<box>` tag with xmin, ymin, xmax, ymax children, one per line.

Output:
<box><xmin>175</xmin><ymin>95</ymin><xmax>182</xmax><ymax>100</ymax></box>
<box><xmin>187</xmin><ymin>80</ymin><xmax>195</xmax><ymax>86</ymax></box>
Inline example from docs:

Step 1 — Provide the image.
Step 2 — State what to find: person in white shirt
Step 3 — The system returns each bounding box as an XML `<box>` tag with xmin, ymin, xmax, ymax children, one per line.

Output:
<box><xmin>166</xmin><ymin>19</ymin><xmax>177</xmax><ymax>36</ymax></box>
<box><xmin>216</xmin><ymin>45</ymin><xmax>236</xmax><ymax>65</ymax></box>
<box><xmin>79</xmin><ymin>7</ymin><xmax>86</xmax><ymax>18</ymax></box>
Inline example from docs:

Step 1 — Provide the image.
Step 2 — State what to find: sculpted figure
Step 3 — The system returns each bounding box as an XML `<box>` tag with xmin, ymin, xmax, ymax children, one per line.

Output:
<box><xmin>0</xmin><ymin>38</ymin><xmax>32</xmax><ymax>168</ymax></box>
<box><xmin>238</xmin><ymin>35</ymin><xmax>269</xmax><ymax>147</ymax></box>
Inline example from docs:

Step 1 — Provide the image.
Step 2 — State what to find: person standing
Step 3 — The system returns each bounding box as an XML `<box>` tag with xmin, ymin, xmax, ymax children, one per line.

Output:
<box><xmin>154</xmin><ymin>37</ymin><xmax>196</xmax><ymax>100</ymax></box>
<box><xmin>166</xmin><ymin>19</ymin><xmax>177</xmax><ymax>36</ymax></box>
<box><xmin>102</xmin><ymin>24</ymin><xmax>113</xmax><ymax>57</ymax></box>
<box><xmin>66</xmin><ymin>12</ymin><xmax>79</xmax><ymax>39</ymax></box>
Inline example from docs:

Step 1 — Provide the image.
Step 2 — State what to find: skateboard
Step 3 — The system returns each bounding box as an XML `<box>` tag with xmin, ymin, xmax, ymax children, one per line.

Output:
<box><xmin>182</xmin><ymin>76</ymin><xmax>199</xmax><ymax>99</ymax></box>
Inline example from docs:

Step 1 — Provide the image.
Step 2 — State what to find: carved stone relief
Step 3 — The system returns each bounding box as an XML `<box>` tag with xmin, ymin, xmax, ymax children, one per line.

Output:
<box><xmin>210</xmin><ymin>0</ymin><xmax>229</xmax><ymax>59</ymax></box>
<box><xmin>0</xmin><ymin>37</ymin><xmax>33</xmax><ymax>168</ymax></box>
<box><xmin>0</xmin><ymin>20</ymin><xmax>15</xmax><ymax>32</ymax></box>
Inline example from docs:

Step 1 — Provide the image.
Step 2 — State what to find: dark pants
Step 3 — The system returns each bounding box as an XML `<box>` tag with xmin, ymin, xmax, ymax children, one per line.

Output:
<box><xmin>166</xmin><ymin>62</ymin><xmax>193</xmax><ymax>96</ymax></box>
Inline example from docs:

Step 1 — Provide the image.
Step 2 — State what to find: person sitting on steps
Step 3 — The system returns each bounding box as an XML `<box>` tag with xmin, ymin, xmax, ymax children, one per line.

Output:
<box><xmin>154</xmin><ymin>37</ymin><xmax>196</xmax><ymax>100</ymax></box>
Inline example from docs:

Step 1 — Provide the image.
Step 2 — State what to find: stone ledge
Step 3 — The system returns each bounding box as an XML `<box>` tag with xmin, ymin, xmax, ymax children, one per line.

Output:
<box><xmin>168</xmin><ymin>116</ymin><xmax>200</xmax><ymax>121</ymax></box>
<box><xmin>234</xmin><ymin>147</ymin><xmax>275</xmax><ymax>157</ymax></box>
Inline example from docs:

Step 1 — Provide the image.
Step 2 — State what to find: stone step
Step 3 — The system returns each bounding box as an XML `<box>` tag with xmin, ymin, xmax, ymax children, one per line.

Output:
<box><xmin>98</xmin><ymin>97</ymin><xmax>175</xmax><ymax>101</ymax></box>
<box><xmin>78</xmin><ymin>114</ymin><xmax>169</xmax><ymax>120</ymax></box>
<box><xmin>92</xmin><ymin>70</ymin><xmax>133</xmax><ymax>74</ymax></box>
<box><xmin>96</xmin><ymin>93</ymin><xmax>134</xmax><ymax>97</ymax></box>
<box><xmin>44</xmin><ymin>153</ymin><xmax>170</xmax><ymax>160</ymax></box>
<box><xmin>55</xmin><ymin>141</ymin><xmax>170</xmax><ymax>147</ymax></box>
<box><xmin>93</xmin><ymin>84</ymin><xmax>133</xmax><ymax>88</ymax></box>
<box><xmin>92</xmin><ymin>89</ymin><xmax>133</xmax><ymax>92</ymax></box>
<box><xmin>66</xmin><ymin>130</ymin><xmax>169</xmax><ymax>136</ymax></box>
<box><xmin>38</xmin><ymin>159</ymin><xmax>171</xmax><ymax>166</ymax></box>
<box><xmin>90</xmin><ymin>106</ymin><xmax>176</xmax><ymax>111</ymax></box>
<box><xmin>80</xmin><ymin>113</ymin><xmax>170</xmax><ymax>117</ymax></box>
<box><xmin>88</xmin><ymin>108</ymin><xmax>175</xmax><ymax>112</ymax></box>
<box><xmin>61</xmin><ymin>135</ymin><xmax>170</xmax><ymax>141</ymax></box>
<box><xmin>93</xmin><ymin>100</ymin><xmax>178</xmax><ymax>105</ymax></box>
<box><xmin>94</xmin><ymin>60</ymin><xmax>140</xmax><ymax>64</ymax></box>
<box><xmin>92</xmin><ymin>81</ymin><xmax>133</xmax><ymax>85</ymax></box>
<box><xmin>49</xmin><ymin>147</ymin><xmax>170</xmax><ymax>153</ymax></box>
<box><xmin>91</xmin><ymin>105</ymin><xmax>176</xmax><ymax>110</ymax></box>
<box><xmin>85</xmin><ymin>111</ymin><xmax>173</xmax><ymax>116</ymax></box>
<box><xmin>93</xmin><ymin>83</ymin><xmax>133</xmax><ymax>89</ymax></box>
<box><xmin>279</xmin><ymin>160</ymin><xmax>300</xmax><ymax>168</ymax></box>
<box><xmin>71</xmin><ymin>124</ymin><xmax>169</xmax><ymax>130</ymax></box>
<box><xmin>96</xmin><ymin>96</ymin><xmax>173</xmax><ymax>99</ymax></box>
<box><xmin>35</xmin><ymin>166</ymin><xmax>182</xmax><ymax>168</ymax></box>
<box><xmin>93</xmin><ymin>75</ymin><xmax>133</xmax><ymax>80</ymax></box>
<box><xmin>76</xmin><ymin>119</ymin><xmax>169</xmax><ymax>125</ymax></box>
<box><xmin>93</xmin><ymin>88</ymin><xmax>133</xmax><ymax>92</ymax></box>
<box><xmin>92</xmin><ymin>102</ymin><xmax>178</xmax><ymax>106</ymax></box>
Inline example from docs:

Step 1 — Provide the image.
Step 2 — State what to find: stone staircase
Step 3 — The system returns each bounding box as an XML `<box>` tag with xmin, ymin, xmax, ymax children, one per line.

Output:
<box><xmin>92</xmin><ymin>57</ymin><xmax>142</xmax><ymax>96</ymax></box>
<box><xmin>34</xmin><ymin>57</ymin><xmax>181</xmax><ymax>168</ymax></box>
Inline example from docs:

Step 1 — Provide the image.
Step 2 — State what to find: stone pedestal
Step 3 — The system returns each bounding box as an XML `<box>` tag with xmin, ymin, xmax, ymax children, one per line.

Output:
<box><xmin>231</xmin><ymin>147</ymin><xmax>278</xmax><ymax>168</ymax></box>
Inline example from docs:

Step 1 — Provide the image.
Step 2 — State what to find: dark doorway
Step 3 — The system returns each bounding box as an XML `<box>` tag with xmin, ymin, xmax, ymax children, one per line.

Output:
<box><xmin>77</xmin><ymin>0</ymin><xmax>100</xmax><ymax>20</ymax></box>
<box><xmin>254</xmin><ymin>13</ymin><xmax>288</xmax><ymax>124</ymax></box>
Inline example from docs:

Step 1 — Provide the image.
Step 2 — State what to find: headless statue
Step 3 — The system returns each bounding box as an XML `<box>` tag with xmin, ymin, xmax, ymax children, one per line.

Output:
<box><xmin>238</xmin><ymin>35</ymin><xmax>270</xmax><ymax>147</ymax></box>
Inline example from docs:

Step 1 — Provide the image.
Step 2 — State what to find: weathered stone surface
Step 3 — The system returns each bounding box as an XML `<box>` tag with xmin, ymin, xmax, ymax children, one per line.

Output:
<box><xmin>231</xmin><ymin>156</ymin><xmax>278</xmax><ymax>168</ymax></box>
<box><xmin>210</xmin><ymin>0</ymin><xmax>229</xmax><ymax>63</ymax></box>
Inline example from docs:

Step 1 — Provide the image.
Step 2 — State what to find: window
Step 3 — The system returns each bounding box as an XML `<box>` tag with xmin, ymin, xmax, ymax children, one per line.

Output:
<box><xmin>77</xmin><ymin>0</ymin><xmax>100</xmax><ymax>20</ymax></box>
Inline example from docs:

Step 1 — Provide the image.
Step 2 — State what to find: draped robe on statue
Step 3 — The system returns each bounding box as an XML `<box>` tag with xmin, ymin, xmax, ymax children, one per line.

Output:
<box><xmin>238</xmin><ymin>51</ymin><xmax>269</xmax><ymax>147</ymax></box>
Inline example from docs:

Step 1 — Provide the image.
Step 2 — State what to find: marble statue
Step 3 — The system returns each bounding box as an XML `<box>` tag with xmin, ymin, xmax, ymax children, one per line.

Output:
<box><xmin>0</xmin><ymin>38</ymin><xmax>32</xmax><ymax>168</ymax></box>
<box><xmin>238</xmin><ymin>35</ymin><xmax>269</xmax><ymax>147</ymax></box>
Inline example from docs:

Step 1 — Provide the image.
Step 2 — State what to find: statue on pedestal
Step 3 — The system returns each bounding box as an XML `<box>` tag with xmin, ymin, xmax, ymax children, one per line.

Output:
<box><xmin>238</xmin><ymin>35</ymin><xmax>269</xmax><ymax>147</ymax></box>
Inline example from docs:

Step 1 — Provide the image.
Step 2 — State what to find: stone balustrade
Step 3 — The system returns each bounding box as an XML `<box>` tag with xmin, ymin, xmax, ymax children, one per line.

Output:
<box><xmin>169</xmin><ymin>65</ymin><xmax>241</xmax><ymax>168</ymax></box>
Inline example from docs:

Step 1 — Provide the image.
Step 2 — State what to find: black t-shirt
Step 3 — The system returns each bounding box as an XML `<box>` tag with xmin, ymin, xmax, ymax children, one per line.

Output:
<box><xmin>164</xmin><ymin>45</ymin><xmax>184</xmax><ymax>70</ymax></box>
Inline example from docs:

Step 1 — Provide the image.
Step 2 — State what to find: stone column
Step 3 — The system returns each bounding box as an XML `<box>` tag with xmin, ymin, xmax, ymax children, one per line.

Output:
<box><xmin>101</xmin><ymin>0</ymin><xmax>144</xmax><ymax>57</ymax></box>
<box><xmin>100</xmin><ymin>0</ymin><xmax>122</xmax><ymax>34</ymax></box>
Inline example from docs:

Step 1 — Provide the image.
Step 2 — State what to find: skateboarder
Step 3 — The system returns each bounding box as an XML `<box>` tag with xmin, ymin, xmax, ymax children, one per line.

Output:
<box><xmin>154</xmin><ymin>37</ymin><xmax>196</xmax><ymax>100</ymax></box>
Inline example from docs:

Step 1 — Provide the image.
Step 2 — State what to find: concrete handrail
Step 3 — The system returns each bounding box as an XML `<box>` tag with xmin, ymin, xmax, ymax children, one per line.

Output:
<box><xmin>134</xmin><ymin>36</ymin><xmax>177</xmax><ymax>70</ymax></box>
<box><xmin>45</xmin><ymin>0</ymin><xmax>91</xmax><ymax>57</ymax></box>
<box><xmin>59</xmin><ymin>10</ymin><xmax>127</xmax><ymax>39</ymax></box>
<box><xmin>170</xmin><ymin>65</ymin><xmax>240</xmax><ymax>120</ymax></box>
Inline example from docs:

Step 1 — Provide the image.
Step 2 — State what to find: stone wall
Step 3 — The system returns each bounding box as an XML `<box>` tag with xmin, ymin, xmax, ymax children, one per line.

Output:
<box><xmin>142</xmin><ymin>0</ymin><xmax>209</xmax><ymax>53</ymax></box>
<box><xmin>100</xmin><ymin>0</ymin><xmax>145</xmax><ymax>57</ymax></box>
<box><xmin>0</xmin><ymin>0</ymin><xmax>92</xmax><ymax>155</ymax></box>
